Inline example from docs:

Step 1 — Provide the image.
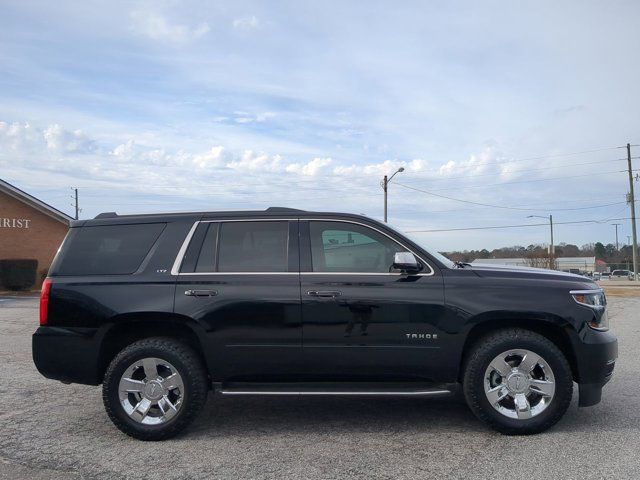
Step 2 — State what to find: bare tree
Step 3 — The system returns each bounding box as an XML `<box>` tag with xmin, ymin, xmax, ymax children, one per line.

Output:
<box><xmin>525</xmin><ymin>252</ymin><xmax>556</xmax><ymax>270</ymax></box>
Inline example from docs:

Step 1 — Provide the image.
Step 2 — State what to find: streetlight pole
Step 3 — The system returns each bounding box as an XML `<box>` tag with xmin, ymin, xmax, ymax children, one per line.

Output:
<box><xmin>527</xmin><ymin>214</ymin><xmax>554</xmax><ymax>269</ymax></box>
<box><xmin>382</xmin><ymin>167</ymin><xmax>404</xmax><ymax>223</ymax></box>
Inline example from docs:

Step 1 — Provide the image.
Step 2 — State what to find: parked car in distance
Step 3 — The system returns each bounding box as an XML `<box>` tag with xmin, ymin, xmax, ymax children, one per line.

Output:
<box><xmin>33</xmin><ymin>208</ymin><xmax>617</xmax><ymax>440</ymax></box>
<box><xmin>600</xmin><ymin>272</ymin><xmax>611</xmax><ymax>280</ymax></box>
<box><xmin>592</xmin><ymin>272</ymin><xmax>601</xmax><ymax>281</ymax></box>
<box><xmin>610</xmin><ymin>269</ymin><xmax>633</xmax><ymax>280</ymax></box>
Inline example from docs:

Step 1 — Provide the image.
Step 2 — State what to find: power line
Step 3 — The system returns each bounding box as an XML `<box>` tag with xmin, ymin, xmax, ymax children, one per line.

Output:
<box><xmin>303</xmin><ymin>145</ymin><xmax>628</xmax><ymax>177</ymax></box>
<box><xmin>405</xmin><ymin>216</ymin><xmax>637</xmax><ymax>234</ymax></box>
<box><xmin>308</xmin><ymin>146</ymin><xmax>627</xmax><ymax>178</ymax></box>
<box><xmin>399</xmin><ymin>157</ymin><xmax>632</xmax><ymax>185</ymax></box>
<box><xmin>419</xmin><ymin>195</ymin><xmax>628</xmax><ymax>211</ymax></box>
<box><xmin>393</xmin><ymin>181</ymin><xmax>628</xmax><ymax>212</ymax></box>
<box><xmin>399</xmin><ymin>170</ymin><xmax>627</xmax><ymax>193</ymax></box>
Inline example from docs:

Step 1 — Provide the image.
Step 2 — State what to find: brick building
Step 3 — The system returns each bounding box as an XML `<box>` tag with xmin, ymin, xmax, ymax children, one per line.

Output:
<box><xmin>0</xmin><ymin>178</ymin><xmax>72</xmax><ymax>288</ymax></box>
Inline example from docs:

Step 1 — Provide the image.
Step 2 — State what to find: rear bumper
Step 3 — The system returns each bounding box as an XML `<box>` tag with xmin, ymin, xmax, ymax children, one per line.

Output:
<box><xmin>574</xmin><ymin>328</ymin><xmax>617</xmax><ymax>407</ymax></box>
<box><xmin>32</xmin><ymin>326</ymin><xmax>102</xmax><ymax>385</ymax></box>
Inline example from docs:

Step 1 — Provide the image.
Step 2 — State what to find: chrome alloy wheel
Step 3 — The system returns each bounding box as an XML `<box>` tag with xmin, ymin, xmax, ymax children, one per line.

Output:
<box><xmin>484</xmin><ymin>349</ymin><xmax>556</xmax><ymax>420</ymax></box>
<box><xmin>118</xmin><ymin>357</ymin><xmax>185</xmax><ymax>425</ymax></box>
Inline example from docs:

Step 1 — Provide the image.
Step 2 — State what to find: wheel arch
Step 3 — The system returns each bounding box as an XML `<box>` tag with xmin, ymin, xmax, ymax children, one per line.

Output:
<box><xmin>458</xmin><ymin>315</ymin><xmax>578</xmax><ymax>382</ymax></box>
<box><xmin>97</xmin><ymin>312</ymin><xmax>210</xmax><ymax>385</ymax></box>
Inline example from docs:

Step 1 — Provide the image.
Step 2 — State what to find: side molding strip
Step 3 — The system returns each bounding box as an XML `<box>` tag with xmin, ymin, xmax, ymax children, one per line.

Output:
<box><xmin>219</xmin><ymin>389</ymin><xmax>452</xmax><ymax>396</ymax></box>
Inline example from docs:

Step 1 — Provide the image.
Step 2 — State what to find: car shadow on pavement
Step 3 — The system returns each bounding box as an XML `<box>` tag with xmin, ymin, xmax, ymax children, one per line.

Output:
<box><xmin>66</xmin><ymin>382</ymin><xmax>632</xmax><ymax>441</ymax></box>
<box><xmin>177</xmin><ymin>385</ymin><xmax>634</xmax><ymax>439</ymax></box>
<box><xmin>182</xmin><ymin>390</ymin><xmax>488</xmax><ymax>439</ymax></box>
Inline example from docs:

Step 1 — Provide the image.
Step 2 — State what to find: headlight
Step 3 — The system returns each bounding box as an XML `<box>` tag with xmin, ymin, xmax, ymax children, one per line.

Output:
<box><xmin>570</xmin><ymin>289</ymin><xmax>609</xmax><ymax>331</ymax></box>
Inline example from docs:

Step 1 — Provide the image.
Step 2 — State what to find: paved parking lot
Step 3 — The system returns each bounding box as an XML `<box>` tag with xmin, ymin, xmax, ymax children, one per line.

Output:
<box><xmin>1</xmin><ymin>296</ymin><xmax>639</xmax><ymax>480</ymax></box>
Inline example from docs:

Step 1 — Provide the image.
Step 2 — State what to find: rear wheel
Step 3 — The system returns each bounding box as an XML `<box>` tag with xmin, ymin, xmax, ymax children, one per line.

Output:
<box><xmin>463</xmin><ymin>328</ymin><xmax>573</xmax><ymax>435</ymax></box>
<box><xmin>103</xmin><ymin>337</ymin><xmax>208</xmax><ymax>441</ymax></box>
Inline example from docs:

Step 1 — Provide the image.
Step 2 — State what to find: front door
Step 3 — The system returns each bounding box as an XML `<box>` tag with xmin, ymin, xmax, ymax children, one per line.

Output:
<box><xmin>173</xmin><ymin>219</ymin><xmax>301</xmax><ymax>381</ymax></box>
<box><xmin>300</xmin><ymin>219</ymin><xmax>445</xmax><ymax>382</ymax></box>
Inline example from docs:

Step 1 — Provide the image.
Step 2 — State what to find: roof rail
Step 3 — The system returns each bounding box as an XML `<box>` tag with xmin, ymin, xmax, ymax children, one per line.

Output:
<box><xmin>94</xmin><ymin>212</ymin><xmax>118</xmax><ymax>219</ymax></box>
<box><xmin>264</xmin><ymin>207</ymin><xmax>305</xmax><ymax>213</ymax></box>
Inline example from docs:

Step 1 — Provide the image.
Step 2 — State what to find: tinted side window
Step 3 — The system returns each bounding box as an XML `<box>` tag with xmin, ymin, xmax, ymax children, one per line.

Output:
<box><xmin>55</xmin><ymin>223</ymin><xmax>165</xmax><ymax>275</ymax></box>
<box><xmin>309</xmin><ymin>221</ymin><xmax>403</xmax><ymax>273</ymax></box>
<box><xmin>217</xmin><ymin>221</ymin><xmax>289</xmax><ymax>272</ymax></box>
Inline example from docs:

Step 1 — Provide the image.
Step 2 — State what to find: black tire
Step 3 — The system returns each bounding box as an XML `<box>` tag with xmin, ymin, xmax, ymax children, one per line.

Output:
<box><xmin>102</xmin><ymin>337</ymin><xmax>208</xmax><ymax>441</ymax></box>
<box><xmin>462</xmin><ymin>328</ymin><xmax>573</xmax><ymax>435</ymax></box>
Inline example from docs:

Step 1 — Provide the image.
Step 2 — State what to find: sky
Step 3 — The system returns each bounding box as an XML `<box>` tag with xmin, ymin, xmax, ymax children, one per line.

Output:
<box><xmin>1</xmin><ymin>0</ymin><xmax>639</xmax><ymax>252</ymax></box>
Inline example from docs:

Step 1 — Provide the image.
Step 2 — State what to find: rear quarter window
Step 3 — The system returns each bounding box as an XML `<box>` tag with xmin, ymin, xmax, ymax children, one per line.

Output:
<box><xmin>54</xmin><ymin>223</ymin><xmax>166</xmax><ymax>275</ymax></box>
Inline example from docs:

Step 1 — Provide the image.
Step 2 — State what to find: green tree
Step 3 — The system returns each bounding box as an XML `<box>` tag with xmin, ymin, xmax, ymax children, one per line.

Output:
<box><xmin>594</xmin><ymin>242</ymin><xmax>606</xmax><ymax>259</ymax></box>
<box><xmin>605</xmin><ymin>243</ymin><xmax>616</xmax><ymax>257</ymax></box>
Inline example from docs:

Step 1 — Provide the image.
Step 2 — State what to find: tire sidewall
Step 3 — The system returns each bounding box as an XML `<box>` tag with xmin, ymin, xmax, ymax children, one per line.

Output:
<box><xmin>104</xmin><ymin>342</ymin><xmax>201</xmax><ymax>438</ymax></box>
<box><xmin>466</xmin><ymin>332</ymin><xmax>572</xmax><ymax>433</ymax></box>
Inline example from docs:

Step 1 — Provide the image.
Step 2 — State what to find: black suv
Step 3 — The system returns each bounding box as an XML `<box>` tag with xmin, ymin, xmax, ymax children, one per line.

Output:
<box><xmin>33</xmin><ymin>208</ymin><xmax>617</xmax><ymax>440</ymax></box>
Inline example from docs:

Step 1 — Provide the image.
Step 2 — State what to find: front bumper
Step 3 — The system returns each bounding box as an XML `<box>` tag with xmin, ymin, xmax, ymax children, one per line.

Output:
<box><xmin>32</xmin><ymin>326</ymin><xmax>102</xmax><ymax>385</ymax></box>
<box><xmin>574</xmin><ymin>327</ymin><xmax>618</xmax><ymax>407</ymax></box>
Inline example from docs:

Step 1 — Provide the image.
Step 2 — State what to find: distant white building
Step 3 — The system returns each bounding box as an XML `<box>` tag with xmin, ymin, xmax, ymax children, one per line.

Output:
<box><xmin>471</xmin><ymin>256</ymin><xmax>596</xmax><ymax>273</ymax></box>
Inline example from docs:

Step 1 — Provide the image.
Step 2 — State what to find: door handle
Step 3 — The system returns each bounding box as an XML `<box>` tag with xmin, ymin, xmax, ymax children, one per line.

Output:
<box><xmin>307</xmin><ymin>290</ymin><xmax>342</xmax><ymax>298</ymax></box>
<box><xmin>185</xmin><ymin>289</ymin><xmax>218</xmax><ymax>297</ymax></box>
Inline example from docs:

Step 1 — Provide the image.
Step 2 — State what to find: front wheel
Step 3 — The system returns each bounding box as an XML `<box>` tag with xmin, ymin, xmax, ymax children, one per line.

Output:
<box><xmin>102</xmin><ymin>337</ymin><xmax>208</xmax><ymax>441</ymax></box>
<box><xmin>463</xmin><ymin>328</ymin><xmax>573</xmax><ymax>435</ymax></box>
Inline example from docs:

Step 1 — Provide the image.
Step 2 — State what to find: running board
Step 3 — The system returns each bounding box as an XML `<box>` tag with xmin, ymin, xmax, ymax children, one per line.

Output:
<box><xmin>217</xmin><ymin>382</ymin><xmax>454</xmax><ymax>397</ymax></box>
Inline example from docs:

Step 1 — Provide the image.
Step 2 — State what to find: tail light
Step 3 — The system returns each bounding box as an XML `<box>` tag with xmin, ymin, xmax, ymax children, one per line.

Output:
<box><xmin>39</xmin><ymin>278</ymin><xmax>52</xmax><ymax>326</ymax></box>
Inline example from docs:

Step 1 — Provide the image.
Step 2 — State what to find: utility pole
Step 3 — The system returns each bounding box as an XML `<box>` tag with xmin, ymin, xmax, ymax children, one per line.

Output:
<box><xmin>549</xmin><ymin>214</ymin><xmax>554</xmax><ymax>270</ymax></box>
<box><xmin>71</xmin><ymin>187</ymin><xmax>79</xmax><ymax>220</ymax></box>
<box><xmin>74</xmin><ymin>188</ymin><xmax>79</xmax><ymax>220</ymax></box>
<box><xmin>383</xmin><ymin>175</ymin><xmax>388</xmax><ymax>223</ymax></box>
<box><xmin>381</xmin><ymin>167</ymin><xmax>404</xmax><ymax>223</ymax></box>
<box><xmin>627</xmin><ymin>143</ymin><xmax>638</xmax><ymax>281</ymax></box>
<box><xmin>611</xmin><ymin>223</ymin><xmax>621</xmax><ymax>251</ymax></box>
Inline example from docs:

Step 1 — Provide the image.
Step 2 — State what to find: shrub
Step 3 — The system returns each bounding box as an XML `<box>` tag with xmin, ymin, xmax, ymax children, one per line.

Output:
<box><xmin>0</xmin><ymin>259</ymin><xmax>38</xmax><ymax>291</ymax></box>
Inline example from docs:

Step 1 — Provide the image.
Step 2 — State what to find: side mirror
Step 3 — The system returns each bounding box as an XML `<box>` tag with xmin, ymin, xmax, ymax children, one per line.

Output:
<box><xmin>393</xmin><ymin>252</ymin><xmax>422</xmax><ymax>273</ymax></box>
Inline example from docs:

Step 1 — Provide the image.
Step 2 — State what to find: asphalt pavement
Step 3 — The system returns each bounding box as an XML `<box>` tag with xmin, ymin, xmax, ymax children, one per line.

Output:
<box><xmin>1</xmin><ymin>295</ymin><xmax>639</xmax><ymax>479</ymax></box>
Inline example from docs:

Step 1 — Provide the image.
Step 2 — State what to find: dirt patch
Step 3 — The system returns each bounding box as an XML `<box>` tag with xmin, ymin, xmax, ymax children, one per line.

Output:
<box><xmin>601</xmin><ymin>286</ymin><xmax>640</xmax><ymax>297</ymax></box>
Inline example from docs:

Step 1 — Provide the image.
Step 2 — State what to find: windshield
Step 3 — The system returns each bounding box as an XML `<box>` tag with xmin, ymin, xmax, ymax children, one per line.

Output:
<box><xmin>385</xmin><ymin>223</ymin><xmax>456</xmax><ymax>269</ymax></box>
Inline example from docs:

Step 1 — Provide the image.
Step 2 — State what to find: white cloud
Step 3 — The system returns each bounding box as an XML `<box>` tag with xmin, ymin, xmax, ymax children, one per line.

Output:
<box><xmin>130</xmin><ymin>10</ymin><xmax>210</xmax><ymax>43</ymax></box>
<box><xmin>226</xmin><ymin>150</ymin><xmax>283</xmax><ymax>172</ymax></box>
<box><xmin>0</xmin><ymin>121</ymin><xmax>96</xmax><ymax>155</ymax></box>
<box><xmin>233</xmin><ymin>111</ymin><xmax>276</xmax><ymax>124</ymax></box>
<box><xmin>232</xmin><ymin>16</ymin><xmax>259</xmax><ymax>30</ymax></box>
<box><xmin>333</xmin><ymin>158</ymin><xmax>426</xmax><ymax>176</ymax></box>
<box><xmin>438</xmin><ymin>146</ymin><xmax>502</xmax><ymax>177</ymax></box>
<box><xmin>111</xmin><ymin>139</ymin><xmax>170</xmax><ymax>165</ymax></box>
<box><xmin>285</xmin><ymin>157</ymin><xmax>332</xmax><ymax>176</ymax></box>
<box><xmin>43</xmin><ymin>125</ymin><xmax>96</xmax><ymax>154</ymax></box>
<box><xmin>111</xmin><ymin>140</ymin><xmax>225</xmax><ymax>170</ymax></box>
<box><xmin>0</xmin><ymin>121</ymin><xmax>41</xmax><ymax>152</ymax></box>
<box><xmin>111</xmin><ymin>139</ymin><xmax>136</xmax><ymax>161</ymax></box>
<box><xmin>192</xmin><ymin>146</ymin><xmax>225</xmax><ymax>168</ymax></box>
<box><xmin>255</xmin><ymin>112</ymin><xmax>276</xmax><ymax>122</ymax></box>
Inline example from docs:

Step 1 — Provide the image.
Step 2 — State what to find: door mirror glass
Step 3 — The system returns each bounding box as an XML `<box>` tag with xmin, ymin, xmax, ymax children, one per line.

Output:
<box><xmin>393</xmin><ymin>252</ymin><xmax>422</xmax><ymax>273</ymax></box>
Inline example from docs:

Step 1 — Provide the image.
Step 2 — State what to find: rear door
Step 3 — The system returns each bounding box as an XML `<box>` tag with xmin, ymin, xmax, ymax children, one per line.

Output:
<box><xmin>173</xmin><ymin>218</ymin><xmax>301</xmax><ymax>381</ymax></box>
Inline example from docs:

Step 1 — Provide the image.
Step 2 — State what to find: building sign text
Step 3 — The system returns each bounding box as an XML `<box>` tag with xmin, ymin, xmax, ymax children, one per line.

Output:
<box><xmin>0</xmin><ymin>218</ymin><xmax>31</xmax><ymax>228</ymax></box>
